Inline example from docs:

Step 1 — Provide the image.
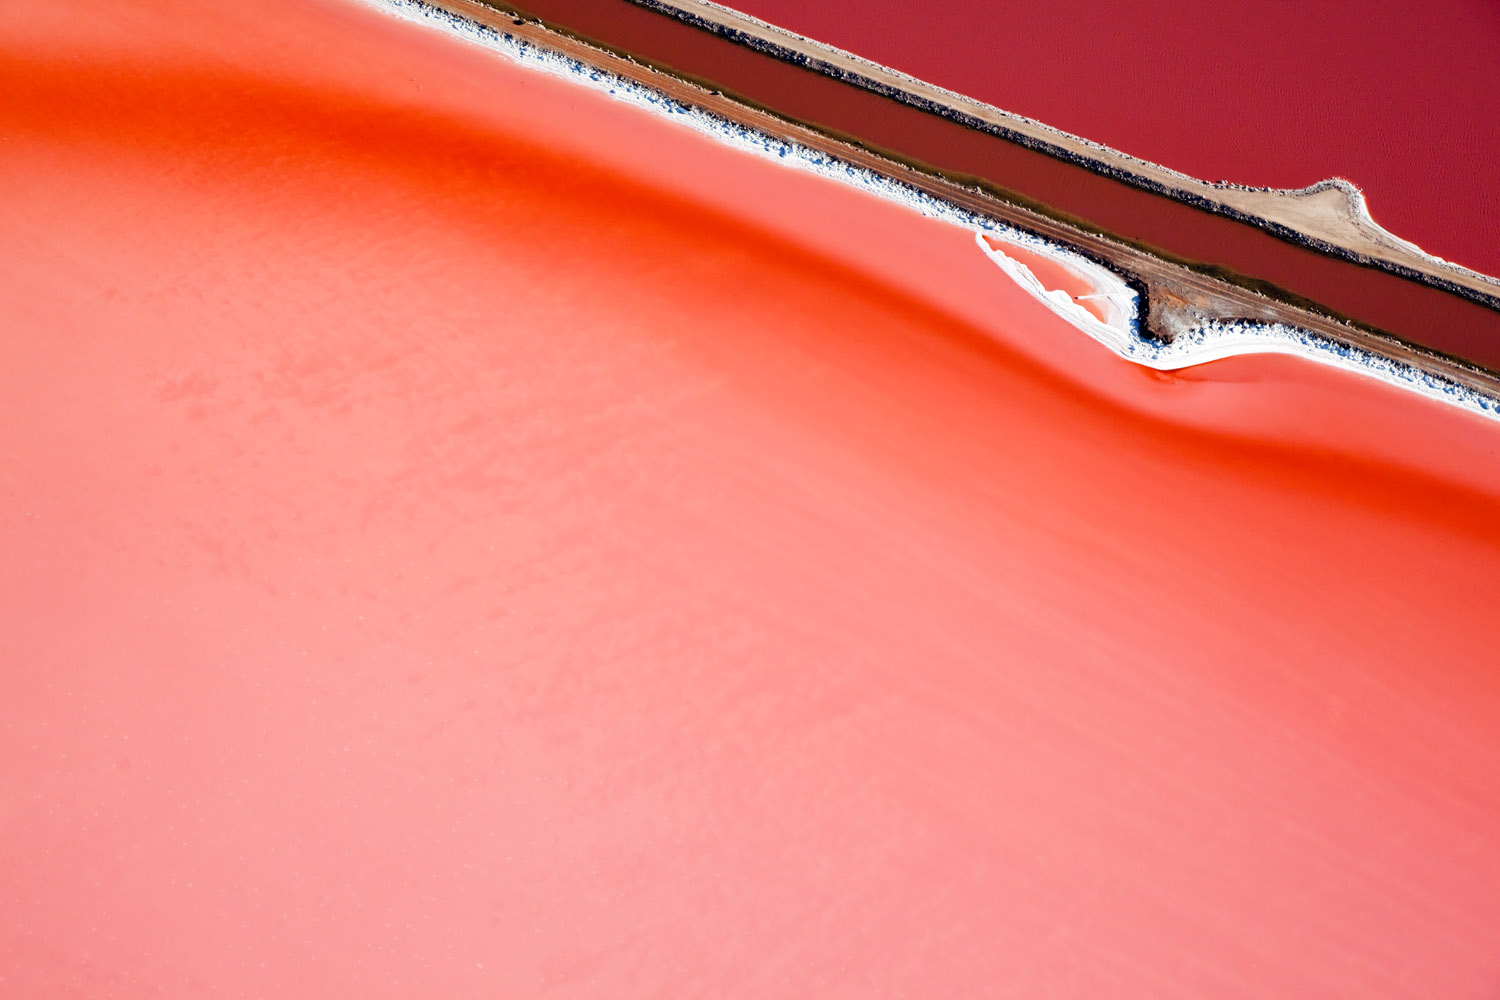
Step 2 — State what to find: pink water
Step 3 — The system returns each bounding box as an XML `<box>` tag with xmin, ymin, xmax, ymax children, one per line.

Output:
<box><xmin>4</xmin><ymin>1</ymin><xmax>1500</xmax><ymax>996</ymax></box>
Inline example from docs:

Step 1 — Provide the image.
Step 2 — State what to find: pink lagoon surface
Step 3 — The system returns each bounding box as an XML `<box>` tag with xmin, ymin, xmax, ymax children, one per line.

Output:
<box><xmin>4</xmin><ymin>1</ymin><xmax>1500</xmax><ymax>996</ymax></box>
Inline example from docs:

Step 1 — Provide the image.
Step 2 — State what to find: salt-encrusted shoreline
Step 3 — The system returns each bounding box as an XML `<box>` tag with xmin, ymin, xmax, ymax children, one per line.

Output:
<box><xmin>356</xmin><ymin>0</ymin><xmax>1500</xmax><ymax>423</ymax></box>
<box><xmin>974</xmin><ymin>233</ymin><xmax>1500</xmax><ymax>419</ymax></box>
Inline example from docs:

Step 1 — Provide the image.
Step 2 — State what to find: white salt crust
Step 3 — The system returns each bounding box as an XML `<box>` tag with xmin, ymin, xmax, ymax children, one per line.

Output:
<box><xmin>359</xmin><ymin>0</ymin><xmax>1500</xmax><ymax>422</ymax></box>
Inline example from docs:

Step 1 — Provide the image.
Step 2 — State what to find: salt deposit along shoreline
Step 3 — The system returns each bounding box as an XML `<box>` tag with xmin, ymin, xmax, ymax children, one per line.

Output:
<box><xmin>362</xmin><ymin>0</ymin><xmax>1500</xmax><ymax>422</ymax></box>
<box><xmin>433</xmin><ymin>0</ymin><xmax>1500</xmax><ymax>374</ymax></box>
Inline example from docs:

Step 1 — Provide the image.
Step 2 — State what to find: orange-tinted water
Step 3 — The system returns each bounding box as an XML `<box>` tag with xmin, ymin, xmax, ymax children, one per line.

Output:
<box><xmin>4</xmin><ymin>1</ymin><xmax>1500</xmax><ymax>996</ymax></box>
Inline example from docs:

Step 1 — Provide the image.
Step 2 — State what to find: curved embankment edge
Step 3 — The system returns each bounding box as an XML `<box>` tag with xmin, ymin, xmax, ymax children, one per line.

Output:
<box><xmin>973</xmin><ymin>231</ymin><xmax>1500</xmax><ymax>420</ymax></box>
<box><xmin>360</xmin><ymin>0</ymin><xmax>1500</xmax><ymax>423</ymax></box>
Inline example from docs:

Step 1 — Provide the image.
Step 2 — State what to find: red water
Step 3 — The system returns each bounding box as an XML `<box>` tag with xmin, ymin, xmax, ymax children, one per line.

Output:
<box><xmin>5</xmin><ymin>1</ymin><xmax>1500</xmax><ymax>996</ymax></box>
<box><xmin>735</xmin><ymin>0</ymin><xmax>1500</xmax><ymax>280</ymax></box>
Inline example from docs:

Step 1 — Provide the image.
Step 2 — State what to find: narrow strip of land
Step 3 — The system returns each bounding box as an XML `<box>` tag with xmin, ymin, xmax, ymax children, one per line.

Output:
<box><xmin>467</xmin><ymin>0</ymin><xmax>1500</xmax><ymax>375</ymax></box>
